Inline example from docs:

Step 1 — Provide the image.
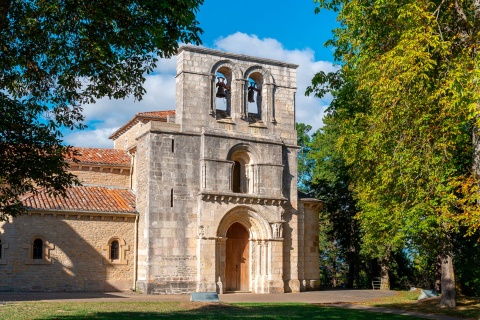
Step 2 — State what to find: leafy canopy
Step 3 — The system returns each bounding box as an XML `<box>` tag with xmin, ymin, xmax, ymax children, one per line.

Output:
<box><xmin>0</xmin><ymin>0</ymin><xmax>203</xmax><ymax>219</ymax></box>
<box><xmin>310</xmin><ymin>0</ymin><xmax>480</xmax><ymax>249</ymax></box>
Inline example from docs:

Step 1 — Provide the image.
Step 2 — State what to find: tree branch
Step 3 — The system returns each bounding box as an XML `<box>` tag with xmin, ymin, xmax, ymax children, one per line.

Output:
<box><xmin>474</xmin><ymin>0</ymin><xmax>480</xmax><ymax>33</ymax></box>
<box><xmin>0</xmin><ymin>0</ymin><xmax>10</xmax><ymax>32</ymax></box>
<box><xmin>454</xmin><ymin>0</ymin><xmax>471</xmax><ymax>42</ymax></box>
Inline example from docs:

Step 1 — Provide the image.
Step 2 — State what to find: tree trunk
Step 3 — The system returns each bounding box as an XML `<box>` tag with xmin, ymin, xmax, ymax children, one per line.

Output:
<box><xmin>380</xmin><ymin>257</ymin><xmax>390</xmax><ymax>290</ymax></box>
<box><xmin>347</xmin><ymin>253</ymin><xmax>355</xmax><ymax>288</ymax></box>
<box><xmin>440</xmin><ymin>254</ymin><xmax>456</xmax><ymax>307</ymax></box>
<box><xmin>434</xmin><ymin>256</ymin><xmax>442</xmax><ymax>292</ymax></box>
<box><xmin>0</xmin><ymin>0</ymin><xmax>11</xmax><ymax>32</ymax></box>
<box><xmin>332</xmin><ymin>258</ymin><xmax>337</xmax><ymax>288</ymax></box>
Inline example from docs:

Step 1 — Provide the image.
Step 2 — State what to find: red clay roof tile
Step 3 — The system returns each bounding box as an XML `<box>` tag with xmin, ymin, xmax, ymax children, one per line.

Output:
<box><xmin>68</xmin><ymin>147</ymin><xmax>131</xmax><ymax>166</ymax></box>
<box><xmin>22</xmin><ymin>186</ymin><xmax>136</xmax><ymax>214</ymax></box>
<box><xmin>137</xmin><ymin>110</ymin><xmax>176</xmax><ymax>118</ymax></box>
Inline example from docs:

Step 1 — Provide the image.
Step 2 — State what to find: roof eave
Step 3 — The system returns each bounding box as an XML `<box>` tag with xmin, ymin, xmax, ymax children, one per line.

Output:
<box><xmin>25</xmin><ymin>208</ymin><xmax>138</xmax><ymax>216</ymax></box>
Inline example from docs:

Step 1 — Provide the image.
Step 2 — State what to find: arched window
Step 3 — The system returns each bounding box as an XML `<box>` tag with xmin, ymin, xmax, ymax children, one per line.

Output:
<box><xmin>247</xmin><ymin>72</ymin><xmax>264</xmax><ymax>122</ymax></box>
<box><xmin>33</xmin><ymin>238</ymin><xmax>43</xmax><ymax>260</ymax></box>
<box><xmin>229</xmin><ymin>148</ymin><xmax>253</xmax><ymax>194</ymax></box>
<box><xmin>215</xmin><ymin>67</ymin><xmax>232</xmax><ymax>119</ymax></box>
<box><xmin>110</xmin><ymin>240</ymin><xmax>119</xmax><ymax>260</ymax></box>
<box><xmin>232</xmin><ymin>161</ymin><xmax>242</xmax><ymax>193</ymax></box>
<box><xmin>104</xmin><ymin>237</ymin><xmax>129</xmax><ymax>265</ymax></box>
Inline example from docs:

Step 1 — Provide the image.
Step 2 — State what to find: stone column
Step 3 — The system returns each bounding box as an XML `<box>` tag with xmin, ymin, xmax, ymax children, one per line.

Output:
<box><xmin>215</xmin><ymin>237</ymin><xmax>226</xmax><ymax>294</ymax></box>
<box><xmin>265</xmin><ymin>83</ymin><xmax>275</xmax><ymax>123</ymax></box>
<box><xmin>268</xmin><ymin>221</ymin><xmax>285</xmax><ymax>293</ymax></box>
<box><xmin>268</xmin><ymin>239</ymin><xmax>284</xmax><ymax>293</ymax></box>
<box><xmin>210</xmin><ymin>74</ymin><xmax>216</xmax><ymax>115</ymax></box>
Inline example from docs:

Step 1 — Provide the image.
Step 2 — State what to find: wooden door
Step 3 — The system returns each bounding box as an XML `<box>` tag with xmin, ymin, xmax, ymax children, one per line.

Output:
<box><xmin>225</xmin><ymin>222</ymin><xmax>249</xmax><ymax>292</ymax></box>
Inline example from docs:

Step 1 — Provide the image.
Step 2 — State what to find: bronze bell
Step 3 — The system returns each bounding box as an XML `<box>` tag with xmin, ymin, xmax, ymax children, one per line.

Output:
<box><xmin>216</xmin><ymin>79</ymin><xmax>227</xmax><ymax>98</ymax></box>
<box><xmin>248</xmin><ymin>86</ymin><xmax>255</xmax><ymax>103</ymax></box>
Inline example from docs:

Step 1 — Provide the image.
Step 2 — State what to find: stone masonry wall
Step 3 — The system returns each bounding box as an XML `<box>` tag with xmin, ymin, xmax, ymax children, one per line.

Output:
<box><xmin>133</xmin><ymin>130</ymin><xmax>151</xmax><ymax>292</ymax></box>
<box><xmin>131</xmin><ymin>47</ymin><xmax>318</xmax><ymax>295</ymax></box>
<box><xmin>0</xmin><ymin>213</ymin><xmax>136</xmax><ymax>292</ymax></box>
<box><xmin>113</xmin><ymin>122</ymin><xmax>143</xmax><ymax>151</ymax></box>
<box><xmin>69</xmin><ymin>166</ymin><xmax>130</xmax><ymax>189</ymax></box>
<box><xmin>302</xmin><ymin>202</ymin><xmax>321</xmax><ymax>290</ymax></box>
<box><xmin>176</xmin><ymin>46</ymin><xmax>298</xmax><ymax>146</ymax></box>
<box><xmin>136</xmin><ymin>130</ymin><xmax>201</xmax><ymax>294</ymax></box>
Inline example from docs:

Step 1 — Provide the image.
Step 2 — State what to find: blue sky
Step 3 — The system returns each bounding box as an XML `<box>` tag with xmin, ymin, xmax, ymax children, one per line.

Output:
<box><xmin>63</xmin><ymin>1</ymin><xmax>339</xmax><ymax>148</ymax></box>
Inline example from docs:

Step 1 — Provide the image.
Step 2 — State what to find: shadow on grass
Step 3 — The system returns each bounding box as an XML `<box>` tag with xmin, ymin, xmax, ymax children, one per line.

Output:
<box><xmin>0</xmin><ymin>292</ymin><xmax>135</xmax><ymax>302</ymax></box>
<box><xmin>371</xmin><ymin>296</ymin><xmax>480</xmax><ymax>319</ymax></box>
<box><xmin>32</xmin><ymin>303</ymin><xmax>422</xmax><ymax>320</ymax></box>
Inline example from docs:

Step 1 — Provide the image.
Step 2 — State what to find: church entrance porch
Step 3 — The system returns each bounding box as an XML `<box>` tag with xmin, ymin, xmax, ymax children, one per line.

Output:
<box><xmin>225</xmin><ymin>222</ymin><xmax>249</xmax><ymax>292</ymax></box>
<box><xmin>211</xmin><ymin>207</ymin><xmax>285</xmax><ymax>294</ymax></box>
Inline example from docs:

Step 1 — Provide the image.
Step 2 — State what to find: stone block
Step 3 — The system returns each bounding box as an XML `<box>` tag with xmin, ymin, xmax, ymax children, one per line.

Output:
<box><xmin>190</xmin><ymin>292</ymin><xmax>220</xmax><ymax>302</ymax></box>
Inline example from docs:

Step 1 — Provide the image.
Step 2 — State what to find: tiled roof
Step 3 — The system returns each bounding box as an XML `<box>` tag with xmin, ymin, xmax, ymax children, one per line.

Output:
<box><xmin>22</xmin><ymin>186</ymin><xmax>136</xmax><ymax>214</ymax></box>
<box><xmin>68</xmin><ymin>147</ymin><xmax>131</xmax><ymax>166</ymax></box>
<box><xmin>109</xmin><ymin>110</ymin><xmax>176</xmax><ymax>140</ymax></box>
<box><xmin>137</xmin><ymin>110</ymin><xmax>176</xmax><ymax>118</ymax></box>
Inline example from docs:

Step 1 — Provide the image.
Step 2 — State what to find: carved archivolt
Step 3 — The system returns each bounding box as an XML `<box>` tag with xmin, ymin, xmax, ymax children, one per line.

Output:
<box><xmin>216</xmin><ymin>205</ymin><xmax>271</xmax><ymax>240</ymax></box>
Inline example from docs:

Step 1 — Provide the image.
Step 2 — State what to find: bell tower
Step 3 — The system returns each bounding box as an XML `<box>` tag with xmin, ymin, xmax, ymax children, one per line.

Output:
<box><xmin>134</xmin><ymin>46</ymin><xmax>321</xmax><ymax>295</ymax></box>
<box><xmin>175</xmin><ymin>46</ymin><xmax>298</xmax><ymax>146</ymax></box>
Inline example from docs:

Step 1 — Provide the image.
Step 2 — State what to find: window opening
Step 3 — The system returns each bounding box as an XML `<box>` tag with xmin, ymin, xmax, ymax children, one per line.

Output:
<box><xmin>110</xmin><ymin>240</ymin><xmax>119</xmax><ymax>260</ymax></box>
<box><xmin>229</xmin><ymin>150</ymin><xmax>251</xmax><ymax>194</ymax></box>
<box><xmin>171</xmin><ymin>139</ymin><xmax>175</xmax><ymax>153</ymax></box>
<box><xmin>247</xmin><ymin>73</ymin><xmax>263</xmax><ymax>122</ymax></box>
<box><xmin>170</xmin><ymin>188</ymin><xmax>174</xmax><ymax>207</ymax></box>
<box><xmin>232</xmin><ymin>161</ymin><xmax>241</xmax><ymax>193</ymax></box>
<box><xmin>215</xmin><ymin>67</ymin><xmax>232</xmax><ymax>119</ymax></box>
<box><xmin>33</xmin><ymin>238</ymin><xmax>43</xmax><ymax>259</ymax></box>
<box><xmin>247</xmin><ymin>79</ymin><xmax>259</xmax><ymax>114</ymax></box>
<box><xmin>216</xmin><ymin>75</ymin><xmax>228</xmax><ymax>112</ymax></box>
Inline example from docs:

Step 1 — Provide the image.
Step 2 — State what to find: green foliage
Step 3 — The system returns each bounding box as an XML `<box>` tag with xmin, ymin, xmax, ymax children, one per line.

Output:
<box><xmin>0</xmin><ymin>99</ymin><xmax>80</xmax><ymax>219</ymax></box>
<box><xmin>309</xmin><ymin>0</ymin><xmax>480</xmax><ymax>300</ymax></box>
<box><xmin>455</xmin><ymin>232</ymin><xmax>480</xmax><ymax>296</ymax></box>
<box><xmin>0</xmin><ymin>0</ymin><xmax>203</xmax><ymax>219</ymax></box>
<box><xmin>300</xmin><ymin>118</ymin><xmax>368</xmax><ymax>288</ymax></box>
<box><xmin>318</xmin><ymin>209</ymin><xmax>349</xmax><ymax>287</ymax></box>
<box><xmin>311</xmin><ymin>0</ymin><xmax>480</xmax><ymax>238</ymax></box>
<box><xmin>296</xmin><ymin>123</ymin><xmax>314</xmax><ymax>193</ymax></box>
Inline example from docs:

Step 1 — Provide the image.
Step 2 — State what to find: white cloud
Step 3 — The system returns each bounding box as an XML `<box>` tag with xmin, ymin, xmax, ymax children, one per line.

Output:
<box><xmin>63</xmin><ymin>60</ymin><xmax>177</xmax><ymax>148</ymax></box>
<box><xmin>63</xmin><ymin>34</ymin><xmax>335</xmax><ymax>147</ymax></box>
<box><xmin>63</xmin><ymin>127</ymin><xmax>117</xmax><ymax>148</ymax></box>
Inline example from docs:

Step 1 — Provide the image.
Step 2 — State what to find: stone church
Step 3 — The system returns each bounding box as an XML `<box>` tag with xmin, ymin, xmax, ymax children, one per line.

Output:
<box><xmin>0</xmin><ymin>46</ymin><xmax>322</xmax><ymax>294</ymax></box>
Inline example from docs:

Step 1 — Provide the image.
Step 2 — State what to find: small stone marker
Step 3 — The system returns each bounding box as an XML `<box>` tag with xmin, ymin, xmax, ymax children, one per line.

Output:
<box><xmin>190</xmin><ymin>292</ymin><xmax>220</xmax><ymax>303</ymax></box>
<box><xmin>417</xmin><ymin>289</ymin><xmax>439</xmax><ymax>300</ymax></box>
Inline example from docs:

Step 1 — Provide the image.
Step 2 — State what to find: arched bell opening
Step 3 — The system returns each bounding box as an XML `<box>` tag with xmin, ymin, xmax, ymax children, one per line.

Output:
<box><xmin>247</xmin><ymin>72</ymin><xmax>263</xmax><ymax>122</ymax></box>
<box><xmin>215</xmin><ymin>67</ymin><xmax>232</xmax><ymax>119</ymax></box>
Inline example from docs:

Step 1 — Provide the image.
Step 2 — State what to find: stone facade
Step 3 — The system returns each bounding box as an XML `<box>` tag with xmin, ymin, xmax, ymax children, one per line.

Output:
<box><xmin>0</xmin><ymin>212</ymin><xmax>136</xmax><ymax>292</ymax></box>
<box><xmin>69</xmin><ymin>165</ymin><xmax>131</xmax><ymax>189</ymax></box>
<box><xmin>0</xmin><ymin>46</ymin><xmax>322</xmax><ymax>293</ymax></box>
<box><xmin>129</xmin><ymin>47</ymin><xmax>322</xmax><ymax>294</ymax></box>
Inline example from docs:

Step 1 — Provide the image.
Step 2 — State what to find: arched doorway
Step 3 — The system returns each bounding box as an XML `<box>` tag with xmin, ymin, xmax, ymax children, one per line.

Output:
<box><xmin>225</xmin><ymin>222</ymin><xmax>250</xmax><ymax>292</ymax></box>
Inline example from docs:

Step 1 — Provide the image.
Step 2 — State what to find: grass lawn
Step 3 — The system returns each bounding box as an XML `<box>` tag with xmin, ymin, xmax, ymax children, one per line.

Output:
<box><xmin>360</xmin><ymin>290</ymin><xmax>480</xmax><ymax>319</ymax></box>
<box><xmin>0</xmin><ymin>301</ymin><xmax>422</xmax><ymax>320</ymax></box>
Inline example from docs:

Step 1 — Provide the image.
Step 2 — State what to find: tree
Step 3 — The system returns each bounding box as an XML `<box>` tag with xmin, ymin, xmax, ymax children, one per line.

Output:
<box><xmin>311</xmin><ymin>0</ymin><xmax>480</xmax><ymax>307</ymax></box>
<box><xmin>0</xmin><ymin>0</ymin><xmax>203</xmax><ymax>219</ymax></box>
<box><xmin>296</xmin><ymin>122</ymin><xmax>314</xmax><ymax>193</ymax></box>
<box><xmin>308</xmin><ymin>119</ymin><xmax>364</xmax><ymax>288</ymax></box>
